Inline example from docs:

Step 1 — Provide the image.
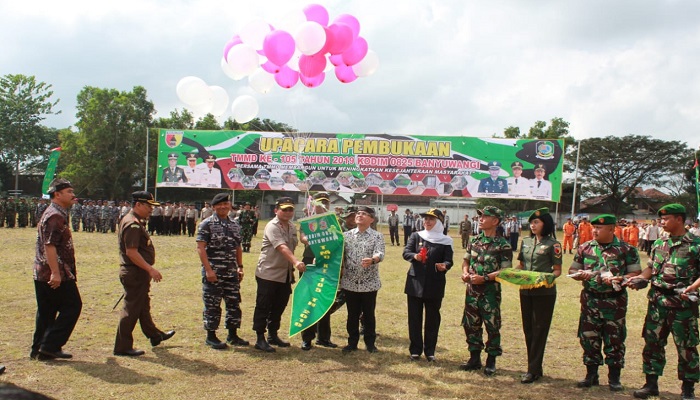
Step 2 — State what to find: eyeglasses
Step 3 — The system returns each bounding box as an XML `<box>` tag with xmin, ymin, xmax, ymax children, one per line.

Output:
<box><xmin>356</xmin><ymin>211</ymin><xmax>372</xmax><ymax>217</ymax></box>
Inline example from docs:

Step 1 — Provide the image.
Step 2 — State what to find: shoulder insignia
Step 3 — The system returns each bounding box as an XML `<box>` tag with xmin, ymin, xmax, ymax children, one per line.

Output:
<box><xmin>553</xmin><ymin>243</ymin><xmax>562</xmax><ymax>255</ymax></box>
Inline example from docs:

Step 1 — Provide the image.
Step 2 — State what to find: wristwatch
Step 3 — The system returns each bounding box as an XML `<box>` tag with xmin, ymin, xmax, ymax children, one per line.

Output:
<box><xmin>484</xmin><ymin>274</ymin><xmax>490</xmax><ymax>282</ymax></box>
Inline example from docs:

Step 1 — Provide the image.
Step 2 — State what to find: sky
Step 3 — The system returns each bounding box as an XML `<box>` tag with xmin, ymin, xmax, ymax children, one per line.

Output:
<box><xmin>2</xmin><ymin>0</ymin><xmax>699</xmax><ymax>151</ymax></box>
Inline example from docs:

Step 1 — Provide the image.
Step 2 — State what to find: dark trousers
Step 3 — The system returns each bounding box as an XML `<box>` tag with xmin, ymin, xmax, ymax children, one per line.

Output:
<box><xmin>389</xmin><ymin>226</ymin><xmax>399</xmax><ymax>245</ymax></box>
<box><xmin>187</xmin><ymin>218</ymin><xmax>196</xmax><ymax>237</ymax></box>
<box><xmin>407</xmin><ymin>295</ymin><xmax>443</xmax><ymax>357</ymax></box>
<box><xmin>509</xmin><ymin>232</ymin><xmax>520</xmax><ymax>251</ymax></box>
<box><xmin>520</xmin><ymin>291</ymin><xmax>556</xmax><ymax>375</ymax></box>
<box><xmin>345</xmin><ymin>290</ymin><xmax>377</xmax><ymax>347</ymax></box>
<box><xmin>252</xmin><ymin>277</ymin><xmax>291</xmax><ymax>334</ymax></box>
<box><xmin>301</xmin><ymin>313</ymin><xmax>332</xmax><ymax>342</ymax></box>
<box><xmin>114</xmin><ymin>266</ymin><xmax>163</xmax><ymax>353</ymax></box>
<box><xmin>403</xmin><ymin>226</ymin><xmax>413</xmax><ymax>246</ymax></box>
<box><xmin>32</xmin><ymin>280</ymin><xmax>82</xmax><ymax>354</ymax></box>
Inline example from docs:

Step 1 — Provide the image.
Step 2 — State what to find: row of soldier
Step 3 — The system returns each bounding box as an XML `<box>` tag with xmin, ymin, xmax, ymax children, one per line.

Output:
<box><xmin>0</xmin><ymin>197</ymin><xmax>48</xmax><ymax>228</ymax></box>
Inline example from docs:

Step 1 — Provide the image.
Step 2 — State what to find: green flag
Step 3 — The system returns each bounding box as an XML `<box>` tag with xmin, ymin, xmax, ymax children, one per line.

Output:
<box><xmin>41</xmin><ymin>147</ymin><xmax>61</xmax><ymax>196</ymax></box>
<box><xmin>289</xmin><ymin>212</ymin><xmax>344</xmax><ymax>337</ymax></box>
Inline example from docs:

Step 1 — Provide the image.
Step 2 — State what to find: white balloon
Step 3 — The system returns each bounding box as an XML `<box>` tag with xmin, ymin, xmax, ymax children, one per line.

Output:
<box><xmin>226</xmin><ymin>44</ymin><xmax>260</xmax><ymax>78</ymax></box>
<box><xmin>288</xmin><ymin>50</ymin><xmax>302</xmax><ymax>72</ymax></box>
<box><xmin>294</xmin><ymin>21</ymin><xmax>326</xmax><ymax>55</ymax></box>
<box><xmin>239</xmin><ymin>18</ymin><xmax>271</xmax><ymax>50</ymax></box>
<box><xmin>231</xmin><ymin>95</ymin><xmax>259</xmax><ymax>123</ymax></box>
<box><xmin>275</xmin><ymin>10</ymin><xmax>306</xmax><ymax>33</ymax></box>
<box><xmin>191</xmin><ymin>99</ymin><xmax>214</xmax><ymax>116</ymax></box>
<box><xmin>220</xmin><ymin>57</ymin><xmax>246</xmax><ymax>80</ymax></box>
<box><xmin>352</xmin><ymin>50</ymin><xmax>380</xmax><ymax>77</ymax></box>
<box><xmin>176</xmin><ymin>76</ymin><xmax>211</xmax><ymax>106</ymax></box>
<box><xmin>249</xmin><ymin>69</ymin><xmax>275</xmax><ymax>94</ymax></box>
<box><xmin>209</xmin><ymin>86</ymin><xmax>229</xmax><ymax>116</ymax></box>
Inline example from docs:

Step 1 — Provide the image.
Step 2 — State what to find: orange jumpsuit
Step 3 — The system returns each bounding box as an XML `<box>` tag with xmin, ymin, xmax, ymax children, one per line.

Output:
<box><xmin>578</xmin><ymin>221</ymin><xmax>593</xmax><ymax>244</ymax></box>
<box><xmin>563</xmin><ymin>221</ymin><xmax>576</xmax><ymax>252</ymax></box>
<box><xmin>627</xmin><ymin>225</ymin><xmax>639</xmax><ymax>247</ymax></box>
<box><xmin>615</xmin><ymin>225</ymin><xmax>623</xmax><ymax>239</ymax></box>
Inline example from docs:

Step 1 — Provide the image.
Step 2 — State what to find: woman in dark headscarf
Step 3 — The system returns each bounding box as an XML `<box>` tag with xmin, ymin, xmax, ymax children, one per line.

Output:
<box><xmin>403</xmin><ymin>208</ymin><xmax>454</xmax><ymax>362</ymax></box>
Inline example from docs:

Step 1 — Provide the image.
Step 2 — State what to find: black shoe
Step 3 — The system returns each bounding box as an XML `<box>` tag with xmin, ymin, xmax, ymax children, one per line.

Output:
<box><xmin>577</xmin><ymin>365</ymin><xmax>600</xmax><ymax>388</ymax></box>
<box><xmin>267</xmin><ymin>334</ymin><xmax>290</xmax><ymax>347</ymax></box>
<box><xmin>151</xmin><ymin>330</ymin><xmax>176</xmax><ymax>347</ymax></box>
<box><xmin>114</xmin><ymin>349</ymin><xmax>145</xmax><ymax>357</ymax></box>
<box><xmin>342</xmin><ymin>344</ymin><xmax>358</xmax><ymax>354</ymax></box>
<box><xmin>459</xmin><ymin>351</ymin><xmax>483</xmax><ymax>371</ymax></box>
<box><xmin>521</xmin><ymin>373</ymin><xmax>541</xmax><ymax>384</ymax></box>
<box><xmin>226</xmin><ymin>336</ymin><xmax>250</xmax><ymax>346</ymax></box>
<box><xmin>29</xmin><ymin>350</ymin><xmax>39</xmax><ymax>360</ymax></box>
<box><xmin>682</xmin><ymin>380</ymin><xmax>696</xmax><ymax>400</ymax></box>
<box><xmin>410</xmin><ymin>354</ymin><xmax>421</xmax><ymax>361</ymax></box>
<box><xmin>206</xmin><ymin>338</ymin><xmax>228</xmax><ymax>350</ymax></box>
<box><xmin>254</xmin><ymin>339</ymin><xmax>275</xmax><ymax>353</ymax></box>
<box><xmin>301</xmin><ymin>341</ymin><xmax>313</xmax><ymax>351</ymax></box>
<box><xmin>484</xmin><ymin>355</ymin><xmax>497</xmax><ymax>376</ymax></box>
<box><xmin>315</xmin><ymin>340</ymin><xmax>338</xmax><ymax>348</ymax></box>
<box><xmin>38</xmin><ymin>349</ymin><xmax>73</xmax><ymax>359</ymax></box>
<box><xmin>0</xmin><ymin>365</ymin><xmax>5</xmax><ymax>375</ymax></box>
<box><xmin>426</xmin><ymin>355</ymin><xmax>436</xmax><ymax>363</ymax></box>
<box><xmin>366</xmin><ymin>345</ymin><xmax>379</xmax><ymax>353</ymax></box>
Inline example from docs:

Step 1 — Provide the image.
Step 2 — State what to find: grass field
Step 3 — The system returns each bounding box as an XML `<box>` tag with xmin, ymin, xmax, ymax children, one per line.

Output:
<box><xmin>0</xmin><ymin>224</ymin><xmax>684</xmax><ymax>399</ymax></box>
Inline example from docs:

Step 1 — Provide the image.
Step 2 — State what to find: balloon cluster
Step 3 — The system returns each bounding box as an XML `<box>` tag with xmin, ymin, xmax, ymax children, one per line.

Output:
<box><xmin>176</xmin><ymin>4</ymin><xmax>379</xmax><ymax>123</ymax></box>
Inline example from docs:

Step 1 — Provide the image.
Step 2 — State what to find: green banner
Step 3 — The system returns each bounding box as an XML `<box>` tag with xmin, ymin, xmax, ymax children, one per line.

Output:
<box><xmin>289</xmin><ymin>212</ymin><xmax>344</xmax><ymax>338</ymax></box>
<box><xmin>41</xmin><ymin>147</ymin><xmax>61</xmax><ymax>196</ymax></box>
<box><xmin>156</xmin><ymin>129</ymin><xmax>565</xmax><ymax>201</ymax></box>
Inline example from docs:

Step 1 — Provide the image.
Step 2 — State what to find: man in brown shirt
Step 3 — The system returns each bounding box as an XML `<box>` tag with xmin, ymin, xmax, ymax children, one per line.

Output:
<box><xmin>252</xmin><ymin>197</ymin><xmax>306</xmax><ymax>352</ymax></box>
<box><xmin>31</xmin><ymin>178</ymin><xmax>82</xmax><ymax>360</ymax></box>
<box><xmin>114</xmin><ymin>191</ymin><xmax>175</xmax><ymax>356</ymax></box>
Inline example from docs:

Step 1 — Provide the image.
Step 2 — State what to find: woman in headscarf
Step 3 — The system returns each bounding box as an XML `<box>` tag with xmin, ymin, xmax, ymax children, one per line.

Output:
<box><xmin>517</xmin><ymin>208</ymin><xmax>562</xmax><ymax>383</ymax></box>
<box><xmin>403</xmin><ymin>208</ymin><xmax>454</xmax><ymax>362</ymax></box>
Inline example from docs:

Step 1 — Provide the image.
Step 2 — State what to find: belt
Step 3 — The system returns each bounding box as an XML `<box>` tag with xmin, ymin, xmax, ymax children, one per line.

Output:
<box><xmin>584</xmin><ymin>289</ymin><xmax>624</xmax><ymax>299</ymax></box>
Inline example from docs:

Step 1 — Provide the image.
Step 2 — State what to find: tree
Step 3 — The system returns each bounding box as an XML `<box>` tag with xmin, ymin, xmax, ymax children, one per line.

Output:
<box><xmin>223</xmin><ymin>117</ymin><xmax>296</xmax><ymax>132</ymax></box>
<box><xmin>576</xmin><ymin>135</ymin><xmax>689</xmax><ymax>216</ymax></box>
<box><xmin>0</xmin><ymin>74</ymin><xmax>60</xmax><ymax>194</ymax></box>
<box><xmin>153</xmin><ymin>108</ymin><xmax>194</xmax><ymax>130</ymax></box>
<box><xmin>194</xmin><ymin>113</ymin><xmax>222</xmax><ymax>130</ymax></box>
<box><xmin>61</xmin><ymin>86</ymin><xmax>154</xmax><ymax>199</ymax></box>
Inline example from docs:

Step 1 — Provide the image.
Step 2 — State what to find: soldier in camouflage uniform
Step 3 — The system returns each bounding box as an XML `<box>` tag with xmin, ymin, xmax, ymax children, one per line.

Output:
<box><xmin>459</xmin><ymin>206</ymin><xmax>512</xmax><ymax>376</ymax></box>
<box><xmin>100</xmin><ymin>201</ymin><xmax>111</xmax><ymax>233</ymax></box>
<box><xmin>0</xmin><ymin>198</ymin><xmax>5</xmax><ymax>227</ymax></box>
<box><xmin>196</xmin><ymin>193</ymin><xmax>248</xmax><ymax>349</ymax></box>
<box><xmin>29</xmin><ymin>198</ymin><xmax>37</xmax><ymax>227</ymax></box>
<box><xmin>69</xmin><ymin>199</ymin><xmax>82</xmax><ymax>232</ymax></box>
<box><xmin>632</xmin><ymin>204</ymin><xmax>700</xmax><ymax>400</ymax></box>
<box><xmin>239</xmin><ymin>202</ymin><xmax>257</xmax><ymax>252</ymax></box>
<box><xmin>35</xmin><ymin>198</ymin><xmax>48</xmax><ymax>228</ymax></box>
<box><xmin>109</xmin><ymin>202</ymin><xmax>120</xmax><ymax>233</ymax></box>
<box><xmin>5</xmin><ymin>198</ymin><xmax>16</xmax><ymax>228</ymax></box>
<box><xmin>83</xmin><ymin>201</ymin><xmax>94</xmax><ymax>232</ymax></box>
<box><xmin>569</xmin><ymin>214</ymin><xmax>641</xmax><ymax>392</ymax></box>
<box><xmin>17</xmin><ymin>198</ymin><xmax>29</xmax><ymax>227</ymax></box>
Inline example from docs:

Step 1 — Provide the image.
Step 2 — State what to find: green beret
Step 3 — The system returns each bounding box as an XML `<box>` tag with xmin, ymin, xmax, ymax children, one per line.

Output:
<box><xmin>592</xmin><ymin>214</ymin><xmax>616</xmax><ymax>225</ymax></box>
<box><xmin>528</xmin><ymin>207</ymin><xmax>549</xmax><ymax>222</ymax></box>
<box><xmin>477</xmin><ymin>206</ymin><xmax>503</xmax><ymax>219</ymax></box>
<box><xmin>658</xmin><ymin>203</ymin><xmax>686</xmax><ymax>217</ymax></box>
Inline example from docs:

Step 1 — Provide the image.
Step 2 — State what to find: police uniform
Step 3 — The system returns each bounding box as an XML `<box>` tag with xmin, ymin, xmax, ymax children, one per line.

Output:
<box><xmin>635</xmin><ymin>204</ymin><xmax>700</xmax><ymax>399</ymax></box>
<box><xmin>517</xmin><ymin>208</ymin><xmax>562</xmax><ymax>382</ymax></box>
<box><xmin>570</xmin><ymin>214</ymin><xmax>641</xmax><ymax>390</ymax></box>
<box><xmin>478</xmin><ymin>161</ymin><xmax>508</xmax><ymax>194</ymax></box>
<box><xmin>461</xmin><ymin>206</ymin><xmax>512</xmax><ymax>373</ymax></box>
<box><xmin>197</xmin><ymin>193</ymin><xmax>247</xmax><ymax>349</ymax></box>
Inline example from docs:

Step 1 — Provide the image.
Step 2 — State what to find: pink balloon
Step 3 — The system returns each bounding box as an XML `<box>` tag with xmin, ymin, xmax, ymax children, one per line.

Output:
<box><xmin>223</xmin><ymin>35</ymin><xmax>242</xmax><ymax>59</ymax></box>
<box><xmin>342</xmin><ymin>36</ymin><xmax>368</xmax><ymax>66</ymax></box>
<box><xmin>300</xmin><ymin>72</ymin><xmax>325</xmax><ymax>88</ymax></box>
<box><xmin>313</xmin><ymin>26</ymin><xmax>333</xmax><ymax>55</ymax></box>
<box><xmin>329</xmin><ymin>54</ymin><xmax>345</xmax><ymax>66</ymax></box>
<box><xmin>261</xmin><ymin>60</ymin><xmax>281</xmax><ymax>74</ymax></box>
<box><xmin>299</xmin><ymin>53</ymin><xmax>326</xmax><ymax>78</ymax></box>
<box><xmin>327</xmin><ymin>23</ymin><xmax>353</xmax><ymax>55</ymax></box>
<box><xmin>303</xmin><ymin>4</ymin><xmax>329</xmax><ymax>26</ymax></box>
<box><xmin>263</xmin><ymin>30</ymin><xmax>295</xmax><ymax>66</ymax></box>
<box><xmin>275</xmin><ymin>65</ymin><xmax>299</xmax><ymax>88</ymax></box>
<box><xmin>334</xmin><ymin>65</ymin><xmax>357</xmax><ymax>83</ymax></box>
<box><xmin>332</xmin><ymin>14</ymin><xmax>360</xmax><ymax>39</ymax></box>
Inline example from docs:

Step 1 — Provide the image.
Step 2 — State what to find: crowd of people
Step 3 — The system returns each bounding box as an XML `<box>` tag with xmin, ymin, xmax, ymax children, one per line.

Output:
<box><xmin>19</xmin><ymin>179</ymin><xmax>700</xmax><ymax>399</ymax></box>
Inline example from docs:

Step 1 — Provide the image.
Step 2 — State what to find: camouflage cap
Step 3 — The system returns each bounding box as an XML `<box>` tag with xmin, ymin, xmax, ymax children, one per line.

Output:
<box><xmin>658</xmin><ymin>203</ymin><xmax>686</xmax><ymax>216</ymax></box>
<box><xmin>342</xmin><ymin>205</ymin><xmax>358</xmax><ymax>218</ymax></box>
<box><xmin>47</xmin><ymin>178</ymin><xmax>73</xmax><ymax>195</ymax></box>
<box><xmin>528</xmin><ymin>207</ymin><xmax>549</xmax><ymax>222</ymax></box>
<box><xmin>592</xmin><ymin>214</ymin><xmax>617</xmax><ymax>225</ymax></box>
<box><xmin>477</xmin><ymin>206</ymin><xmax>503</xmax><ymax>219</ymax></box>
<box><xmin>313</xmin><ymin>192</ymin><xmax>330</xmax><ymax>202</ymax></box>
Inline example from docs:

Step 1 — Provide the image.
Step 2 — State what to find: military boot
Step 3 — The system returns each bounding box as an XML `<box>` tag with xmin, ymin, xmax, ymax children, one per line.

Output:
<box><xmin>577</xmin><ymin>365</ymin><xmax>599</xmax><ymax>388</ymax></box>
<box><xmin>459</xmin><ymin>351</ymin><xmax>482</xmax><ymax>371</ymax></box>
<box><xmin>227</xmin><ymin>328</ymin><xmax>249</xmax><ymax>346</ymax></box>
<box><xmin>633</xmin><ymin>374</ymin><xmax>659</xmax><ymax>399</ymax></box>
<box><xmin>205</xmin><ymin>331</ymin><xmax>227</xmax><ymax>350</ymax></box>
<box><xmin>484</xmin><ymin>355</ymin><xmax>497</xmax><ymax>376</ymax></box>
<box><xmin>267</xmin><ymin>332</ymin><xmax>290</xmax><ymax>347</ymax></box>
<box><xmin>682</xmin><ymin>380</ymin><xmax>696</xmax><ymax>400</ymax></box>
<box><xmin>608</xmin><ymin>366</ymin><xmax>623</xmax><ymax>392</ymax></box>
